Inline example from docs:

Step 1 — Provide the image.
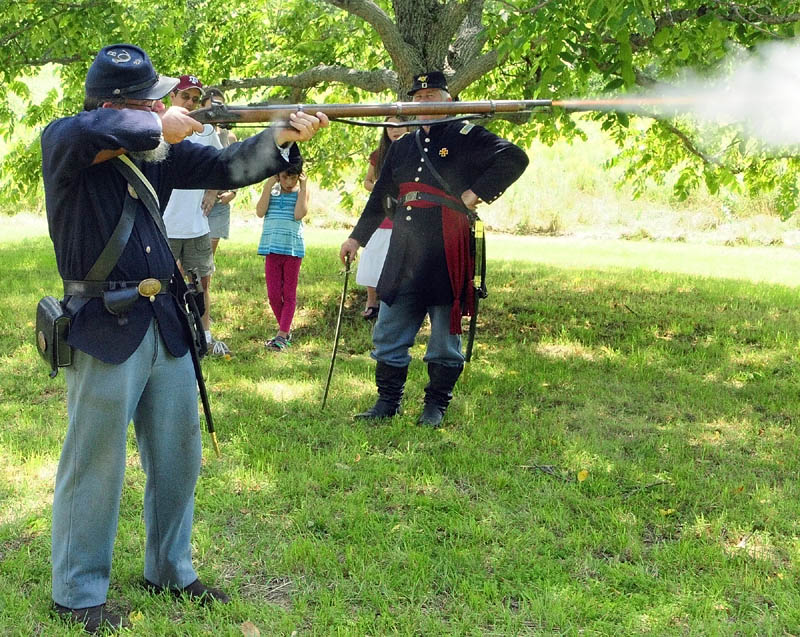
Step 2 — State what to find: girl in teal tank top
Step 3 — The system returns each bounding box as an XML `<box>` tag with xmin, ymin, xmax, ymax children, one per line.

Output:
<box><xmin>255</xmin><ymin>160</ymin><xmax>309</xmax><ymax>350</ymax></box>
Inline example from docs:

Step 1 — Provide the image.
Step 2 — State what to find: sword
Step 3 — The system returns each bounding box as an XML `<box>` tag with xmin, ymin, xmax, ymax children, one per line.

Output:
<box><xmin>182</xmin><ymin>276</ymin><xmax>220</xmax><ymax>457</ymax></box>
<box><xmin>321</xmin><ymin>255</ymin><xmax>351</xmax><ymax>409</ymax></box>
<box><xmin>465</xmin><ymin>219</ymin><xmax>486</xmax><ymax>363</ymax></box>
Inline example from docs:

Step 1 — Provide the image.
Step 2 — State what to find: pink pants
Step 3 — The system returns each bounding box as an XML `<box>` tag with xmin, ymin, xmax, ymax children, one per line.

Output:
<box><xmin>264</xmin><ymin>253</ymin><xmax>302</xmax><ymax>333</ymax></box>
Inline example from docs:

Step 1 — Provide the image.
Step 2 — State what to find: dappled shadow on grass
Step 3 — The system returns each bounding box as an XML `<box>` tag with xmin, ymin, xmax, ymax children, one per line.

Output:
<box><xmin>5</xmin><ymin>239</ymin><xmax>800</xmax><ymax>633</ymax></box>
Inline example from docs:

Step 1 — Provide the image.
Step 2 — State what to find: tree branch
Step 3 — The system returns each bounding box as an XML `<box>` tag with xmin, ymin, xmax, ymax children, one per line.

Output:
<box><xmin>319</xmin><ymin>0</ymin><xmax>420</xmax><ymax>80</ymax></box>
<box><xmin>492</xmin><ymin>0</ymin><xmax>560</xmax><ymax>16</ymax></box>
<box><xmin>450</xmin><ymin>50</ymin><xmax>500</xmax><ymax>95</ymax></box>
<box><xmin>658</xmin><ymin>120</ymin><xmax>720</xmax><ymax>166</ymax></box>
<box><xmin>433</xmin><ymin>0</ymin><xmax>478</xmax><ymax>68</ymax></box>
<box><xmin>630</xmin><ymin>4</ymin><xmax>800</xmax><ymax>50</ymax></box>
<box><xmin>449</xmin><ymin>0</ymin><xmax>486</xmax><ymax>73</ymax></box>
<box><xmin>219</xmin><ymin>65</ymin><xmax>398</xmax><ymax>95</ymax></box>
<box><xmin>448</xmin><ymin>0</ymin><xmax>555</xmax><ymax>93</ymax></box>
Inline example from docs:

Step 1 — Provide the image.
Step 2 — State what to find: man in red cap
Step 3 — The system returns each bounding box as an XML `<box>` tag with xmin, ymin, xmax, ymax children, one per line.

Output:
<box><xmin>163</xmin><ymin>74</ymin><xmax>231</xmax><ymax>356</ymax></box>
<box><xmin>42</xmin><ymin>44</ymin><xmax>327</xmax><ymax>633</ymax></box>
<box><xmin>170</xmin><ymin>74</ymin><xmax>204</xmax><ymax>110</ymax></box>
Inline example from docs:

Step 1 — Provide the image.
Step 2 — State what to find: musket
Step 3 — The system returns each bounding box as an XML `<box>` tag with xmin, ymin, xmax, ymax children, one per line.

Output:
<box><xmin>192</xmin><ymin>100</ymin><xmax>555</xmax><ymax>127</ymax></box>
<box><xmin>321</xmin><ymin>254</ymin><xmax>351</xmax><ymax>410</ymax></box>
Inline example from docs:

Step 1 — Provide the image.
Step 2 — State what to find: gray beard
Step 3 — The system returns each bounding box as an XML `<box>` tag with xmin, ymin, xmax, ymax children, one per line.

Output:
<box><xmin>129</xmin><ymin>139</ymin><xmax>171</xmax><ymax>163</ymax></box>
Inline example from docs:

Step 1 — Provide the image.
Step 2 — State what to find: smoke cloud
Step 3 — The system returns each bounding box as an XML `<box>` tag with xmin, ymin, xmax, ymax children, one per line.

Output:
<box><xmin>645</xmin><ymin>40</ymin><xmax>800</xmax><ymax>146</ymax></box>
<box><xmin>562</xmin><ymin>40</ymin><xmax>800</xmax><ymax>148</ymax></box>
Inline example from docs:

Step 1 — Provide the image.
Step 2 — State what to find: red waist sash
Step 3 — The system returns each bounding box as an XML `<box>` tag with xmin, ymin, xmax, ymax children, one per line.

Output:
<box><xmin>398</xmin><ymin>182</ymin><xmax>475</xmax><ymax>334</ymax></box>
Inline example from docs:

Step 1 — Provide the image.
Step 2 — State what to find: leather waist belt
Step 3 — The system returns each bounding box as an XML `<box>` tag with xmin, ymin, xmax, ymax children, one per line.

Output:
<box><xmin>63</xmin><ymin>278</ymin><xmax>171</xmax><ymax>298</ymax></box>
<box><xmin>399</xmin><ymin>191</ymin><xmax>476</xmax><ymax>221</ymax></box>
<box><xmin>400</xmin><ymin>190</ymin><xmax>458</xmax><ymax>205</ymax></box>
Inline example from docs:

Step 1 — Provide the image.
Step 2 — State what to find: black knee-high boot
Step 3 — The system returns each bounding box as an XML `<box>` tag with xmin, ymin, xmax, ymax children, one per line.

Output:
<box><xmin>354</xmin><ymin>361</ymin><xmax>408</xmax><ymax>419</ymax></box>
<box><xmin>417</xmin><ymin>362</ymin><xmax>463</xmax><ymax>427</ymax></box>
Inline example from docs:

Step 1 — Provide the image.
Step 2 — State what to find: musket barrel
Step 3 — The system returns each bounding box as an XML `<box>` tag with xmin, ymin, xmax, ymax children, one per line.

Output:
<box><xmin>191</xmin><ymin>100</ymin><xmax>553</xmax><ymax>124</ymax></box>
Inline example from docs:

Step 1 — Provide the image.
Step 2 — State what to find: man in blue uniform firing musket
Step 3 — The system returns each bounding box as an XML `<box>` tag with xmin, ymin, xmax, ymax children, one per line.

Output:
<box><xmin>41</xmin><ymin>43</ymin><xmax>327</xmax><ymax>633</ymax></box>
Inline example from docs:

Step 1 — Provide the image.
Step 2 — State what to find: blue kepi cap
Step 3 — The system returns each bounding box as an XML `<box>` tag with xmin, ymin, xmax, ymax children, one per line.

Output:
<box><xmin>85</xmin><ymin>44</ymin><xmax>178</xmax><ymax>100</ymax></box>
<box><xmin>407</xmin><ymin>71</ymin><xmax>449</xmax><ymax>96</ymax></box>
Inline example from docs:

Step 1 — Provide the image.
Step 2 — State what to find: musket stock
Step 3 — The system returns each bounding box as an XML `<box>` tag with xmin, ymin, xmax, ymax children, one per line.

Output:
<box><xmin>191</xmin><ymin>100</ymin><xmax>553</xmax><ymax>125</ymax></box>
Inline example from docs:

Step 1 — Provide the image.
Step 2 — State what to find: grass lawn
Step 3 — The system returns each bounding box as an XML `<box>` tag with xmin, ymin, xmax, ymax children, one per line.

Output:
<box><xmin>2</xmin><ymin>221</ymin><xmax>800</xmax><ymax>635</ymax></box>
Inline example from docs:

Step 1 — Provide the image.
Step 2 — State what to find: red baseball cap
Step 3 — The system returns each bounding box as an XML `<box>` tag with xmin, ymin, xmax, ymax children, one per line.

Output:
<box><xmin>175</xmin><ymin>74</ymin><xmax>203</xmax><ymax>92</ymax></box>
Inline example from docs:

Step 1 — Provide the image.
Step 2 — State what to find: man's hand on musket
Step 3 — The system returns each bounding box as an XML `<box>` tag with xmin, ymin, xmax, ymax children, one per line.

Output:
<box><xmin>161</xmin><ymin>106</ymin><xmax>204</xmax><ymax>144</ymax></box>
<box><xmin>275</xmin><ymin>111</ymin><xmax>330</xmax><ymax>146</ymax></box>
<box><xmin>339</xmin><ymin>237</ymin><xmax>360</xmax><ymax>265</ymax></box>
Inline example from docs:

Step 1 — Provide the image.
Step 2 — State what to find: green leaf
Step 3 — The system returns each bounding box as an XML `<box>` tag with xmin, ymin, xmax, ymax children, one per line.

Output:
<box><xmin>653</xmin><ymin>27</ymin><xmax>671</xmax><ymax>48</ymax></box>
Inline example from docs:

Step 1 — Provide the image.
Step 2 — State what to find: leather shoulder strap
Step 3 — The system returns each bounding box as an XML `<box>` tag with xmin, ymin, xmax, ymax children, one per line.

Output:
<box><xmin>84</xmin><ymin>191</ymin><xmax>137</xmax><ymax>282</ymax></box>
<box><xmin>112</xmin><ymin>155</ymin><xmax>167</xmax><ymax>238</ymax></box>
<box><xmin>64</xmin><ymin>191</ymin><xmax>137</xmax><ymax>313</ymax></box>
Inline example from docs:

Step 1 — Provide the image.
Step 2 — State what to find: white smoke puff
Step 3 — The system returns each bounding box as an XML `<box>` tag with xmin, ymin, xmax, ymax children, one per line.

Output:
<box><xmin>648</xmin><ymin>39</ymin><xmax>800</xmax><ymax>147</ymax></box>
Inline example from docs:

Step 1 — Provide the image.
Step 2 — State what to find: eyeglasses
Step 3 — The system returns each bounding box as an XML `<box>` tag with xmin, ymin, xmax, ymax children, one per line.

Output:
<box><xmin>120</xmin><ymin>98</ymin><xmax>161</xmax><ymax>111</ymax></box>
<box><xmin>179</xmin><ymin>91</ymin><xmax>201</xmax><ymax>104</ymax></box>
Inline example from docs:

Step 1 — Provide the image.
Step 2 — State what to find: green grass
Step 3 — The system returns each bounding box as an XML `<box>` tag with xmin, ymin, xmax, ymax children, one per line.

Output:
<box><xmin>3</xmin><ymin>223</ymin><xmax>800</xmax><ymax>635</ymax></box>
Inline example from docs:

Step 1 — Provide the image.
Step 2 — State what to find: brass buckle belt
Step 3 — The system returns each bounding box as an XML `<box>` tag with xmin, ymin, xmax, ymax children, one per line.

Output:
<box><xmin>63</xmin><ymin>278</ymin><xmax>171</xmax><ymax>298</ymax></box>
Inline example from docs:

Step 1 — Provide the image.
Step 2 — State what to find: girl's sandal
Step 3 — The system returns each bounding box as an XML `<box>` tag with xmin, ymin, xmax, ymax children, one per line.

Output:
<box><xmin>265</xmin><ymin>335</ymin><xmax>289</xmax><ymax>351</ymax></box>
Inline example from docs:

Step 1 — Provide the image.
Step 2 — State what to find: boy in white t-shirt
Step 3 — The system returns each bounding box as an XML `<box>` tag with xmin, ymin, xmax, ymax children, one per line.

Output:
<box><xmin>163</xmin><ymin>74</ymin><xmax>230</xmax><ymax>356</ymax></box>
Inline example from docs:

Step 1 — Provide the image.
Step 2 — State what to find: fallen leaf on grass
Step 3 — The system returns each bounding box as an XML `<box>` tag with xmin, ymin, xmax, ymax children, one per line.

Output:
<box><xmin>577</xmin><ymin>470</ymin><xmax>589</xmax><ymax>483</ymax></box>
<box><xmin>128</xmin><ymin>611</ymin><xmax>144</xmax><ymax>624</ymax></box>
<box><xmin>241</xmin><ymin>621</ymin><xmax>261</xmax><ymax>637</ymax></box>
<box><xmin>659</xmin><ymin>508</ymin><xmax>676</xmax><ymax>516</ymax></box>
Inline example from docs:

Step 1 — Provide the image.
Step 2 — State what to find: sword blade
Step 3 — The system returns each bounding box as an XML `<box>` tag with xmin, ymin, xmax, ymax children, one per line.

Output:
<box><xmin>321</xmin><ymin>256</ymin><xmax>351</xmax><ymax>409</ymax></box>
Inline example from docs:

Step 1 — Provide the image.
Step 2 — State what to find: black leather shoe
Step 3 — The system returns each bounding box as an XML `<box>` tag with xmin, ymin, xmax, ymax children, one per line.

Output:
<box><xmin>144</xmin><ymin>578</ymin><xmax>230</xmax><ymax>605</ymax></box>
<box><xmin>53</xmin><ymin>602</ymin><xmax>130</xmax><ymax>633</ymax></box>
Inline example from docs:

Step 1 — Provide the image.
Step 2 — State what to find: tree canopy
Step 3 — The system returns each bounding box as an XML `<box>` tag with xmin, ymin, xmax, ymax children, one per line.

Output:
<box><xmin>2</xmin><ymin>0</ymin><xmax>800</xmax><ymax>214</ymax></box>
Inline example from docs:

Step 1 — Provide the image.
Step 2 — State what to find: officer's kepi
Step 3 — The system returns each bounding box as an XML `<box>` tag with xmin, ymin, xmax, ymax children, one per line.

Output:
<box><xmin>407</xmin><ymin>71</ymin><xmax>449</xmax><ymax>96</ymax></box>
<box><xmin>85</xmin><ymin>44</ymin><xmax>178</xmax><ymax>100</ymax></box>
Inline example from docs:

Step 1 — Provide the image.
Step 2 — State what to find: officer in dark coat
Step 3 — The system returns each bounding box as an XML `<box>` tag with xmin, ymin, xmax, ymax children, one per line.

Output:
<box><xmin>42</xmin><ymin>44</ymin><xmax>327</xmax><ymax>633</ymax></box>
<box><xmin>340</xmin><ymin>71</ymin><xmax>529</xmax><ymax>427</ymax></box>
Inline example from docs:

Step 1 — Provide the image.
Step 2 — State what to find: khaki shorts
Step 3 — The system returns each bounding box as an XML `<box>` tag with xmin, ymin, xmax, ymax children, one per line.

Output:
<box><xmin>169</xmin><ymin>234</ymin><xmax>215</xmax><ymax>278</ymax></box>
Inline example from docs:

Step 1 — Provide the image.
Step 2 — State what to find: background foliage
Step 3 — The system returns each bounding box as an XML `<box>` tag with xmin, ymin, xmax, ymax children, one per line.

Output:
<box><xmin>1</xmin><ymin>0</ymin><xmax>800</xmax><ymax>215</ymax></box>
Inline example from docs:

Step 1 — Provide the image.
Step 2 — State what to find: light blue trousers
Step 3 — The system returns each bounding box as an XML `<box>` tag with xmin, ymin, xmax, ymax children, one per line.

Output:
<box><xmin>52</xmin><ymin>320</ymin><xmax>201</xmax><ymax>608</ymax></box>
<box><xmin>371</xmin><ymin>290</ymin><xmax>464</xmax><ymax>368</ymax></box>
